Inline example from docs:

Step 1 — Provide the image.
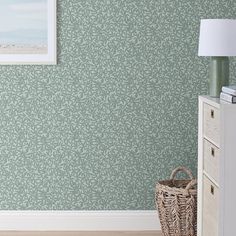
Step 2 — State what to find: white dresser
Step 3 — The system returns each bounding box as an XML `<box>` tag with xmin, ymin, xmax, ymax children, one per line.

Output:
<box><xmin>198</xmin><ymin>95</ymin><xmax>236</xmax><ymax>236</ymax></box>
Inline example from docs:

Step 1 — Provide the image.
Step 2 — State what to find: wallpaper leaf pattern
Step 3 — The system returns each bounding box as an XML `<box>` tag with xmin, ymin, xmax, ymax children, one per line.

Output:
<box><xmin>0</xmin><ymin>0</ymin><xmax>235</xmax><ymax>210</ymax></box>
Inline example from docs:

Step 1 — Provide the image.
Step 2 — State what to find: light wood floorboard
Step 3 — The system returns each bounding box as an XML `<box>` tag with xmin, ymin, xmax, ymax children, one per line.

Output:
<box><xmin>0</xmin><ymin>231</ymin><xmax>162</xmax><ymax>236</ymax></box>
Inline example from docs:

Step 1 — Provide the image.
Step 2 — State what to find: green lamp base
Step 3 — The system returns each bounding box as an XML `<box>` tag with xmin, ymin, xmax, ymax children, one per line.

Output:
<box><xmin>209</xmin><ymin>56</ymin><xmax>229</xmax><ymax>97</ymax></box>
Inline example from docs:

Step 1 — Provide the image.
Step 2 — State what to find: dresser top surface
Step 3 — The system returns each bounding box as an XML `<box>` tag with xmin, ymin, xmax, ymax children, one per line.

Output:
<box><xmin>199</xmin><ymin>95</ymin><xmax>236</xmax><ymax>109</ymax></box>
<box><xmin>199</xmin><ymin>95</ymin><xmax>220</xmax><ymax>108</ymax></box>
<box><xmin>199</xmin><ymin>95</ymin><xmax>220</xmax><ymax>103</ymax></box>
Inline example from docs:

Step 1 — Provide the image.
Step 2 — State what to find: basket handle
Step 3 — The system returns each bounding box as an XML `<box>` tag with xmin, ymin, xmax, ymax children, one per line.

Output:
<box><xmin>185</xmin><ymin>179</ymin><xmax>197</xmax><ymax>190</ymax></box>
<box><xmin>170</xmin><ymin>166</ymin><xmax>194</xmax><ymax>181</ymax></box>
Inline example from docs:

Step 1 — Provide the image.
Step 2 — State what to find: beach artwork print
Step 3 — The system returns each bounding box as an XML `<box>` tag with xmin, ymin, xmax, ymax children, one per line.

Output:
<box><xmin>0</xmin><ymin>0</ymin><xmax>56</xmax><ymax>64</ymax></box>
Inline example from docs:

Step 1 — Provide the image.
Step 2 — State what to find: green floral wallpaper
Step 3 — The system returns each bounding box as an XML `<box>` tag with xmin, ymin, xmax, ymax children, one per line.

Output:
<box><xmin>0</xmin><ymin>0</ymin><xmax>235</xmax><ymax>210</ymax></box>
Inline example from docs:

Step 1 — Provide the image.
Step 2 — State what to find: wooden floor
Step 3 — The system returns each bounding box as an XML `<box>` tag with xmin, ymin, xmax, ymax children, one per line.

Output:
<box><xmin>0</xmin><ymin>232</ymin><xmax>162</xmax><ymax>236</ymax></box>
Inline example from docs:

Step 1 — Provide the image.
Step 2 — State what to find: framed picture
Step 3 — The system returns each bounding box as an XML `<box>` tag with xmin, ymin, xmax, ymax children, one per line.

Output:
<box><xmin>0</xmin><ymin>0</ymin><xmax>56</xmax><ymax>65</ymax></box>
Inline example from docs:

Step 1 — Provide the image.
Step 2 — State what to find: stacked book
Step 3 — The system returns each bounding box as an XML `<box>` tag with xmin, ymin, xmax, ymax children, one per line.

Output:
<box><xmin>220</xmin><ymin>85</ymin><xmax>236</xmax><ymax>103</ymax></box>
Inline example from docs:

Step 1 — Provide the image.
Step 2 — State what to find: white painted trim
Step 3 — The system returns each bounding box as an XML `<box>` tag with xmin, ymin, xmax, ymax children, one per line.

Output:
<box><xmin>197</xmin><ymin>97</ymin><xmax>204</xmax><ymax>236</ymax></box>
<box><xmin>0</xmin><ymin>211</ymin><xmax>160</xmax><ymax>231</ymax></box>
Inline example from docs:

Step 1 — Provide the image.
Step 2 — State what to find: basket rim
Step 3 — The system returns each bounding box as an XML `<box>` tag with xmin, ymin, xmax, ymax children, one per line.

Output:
<box><xmin>156</xmin><ymin>179</ymin><xmax>197</xmax><ymax>195</ymax></box>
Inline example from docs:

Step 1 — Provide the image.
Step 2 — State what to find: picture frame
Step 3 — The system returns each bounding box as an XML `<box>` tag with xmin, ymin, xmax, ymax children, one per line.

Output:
<box><xmin>0</xmin><ymin>0</ymin><xmax>57</xmax><ymax>65</ymax></box>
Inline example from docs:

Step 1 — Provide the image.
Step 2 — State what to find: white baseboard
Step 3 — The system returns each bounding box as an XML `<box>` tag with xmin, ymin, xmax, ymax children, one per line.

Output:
<box><xmin>0</xmin><ymin>211</ymin><xmax>160</xmax><ymax>231</ymax></box>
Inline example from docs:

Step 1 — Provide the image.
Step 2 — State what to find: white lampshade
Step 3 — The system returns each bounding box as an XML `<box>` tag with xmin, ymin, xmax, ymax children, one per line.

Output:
<box><xmin>198</xmin><ymin>19</ymin><xmax>236</xmax><ymax>56</ymax></box>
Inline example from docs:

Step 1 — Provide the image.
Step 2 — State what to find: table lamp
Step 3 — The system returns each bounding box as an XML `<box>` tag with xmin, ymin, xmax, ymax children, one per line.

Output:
<box><xmin>198</xmin><ymin>19</ymin><xmax>236</xmax><ymax>97</ymax></box>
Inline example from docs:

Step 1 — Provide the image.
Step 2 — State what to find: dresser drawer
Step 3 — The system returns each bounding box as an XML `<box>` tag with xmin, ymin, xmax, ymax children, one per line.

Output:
<box><xmin>203</xmin><ymin>139</ymin><xmax>219</xmax><ymax>183</ymax></box>
<box><xmin>203</xmin><ymin>103</ymin><xmax>220</xmax><ymax>146</ymax></box>
<box><xmin>202</xmin><ymin>175</ymin><xmax>219</xmax><ymax>236</ymax></box>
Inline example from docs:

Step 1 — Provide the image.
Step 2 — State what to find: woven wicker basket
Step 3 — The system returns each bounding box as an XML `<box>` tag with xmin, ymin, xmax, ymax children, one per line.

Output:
<box><xmin>155</xmin><ymin>167</ymin><xmax>197</xmax><ymax>236</ymax></box>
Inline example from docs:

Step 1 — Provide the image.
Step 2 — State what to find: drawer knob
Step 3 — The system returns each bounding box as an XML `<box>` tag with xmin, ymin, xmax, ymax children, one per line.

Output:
<box><xmin>211</xmin><ymin>109</ymin><xmax>214</xmax><ymax>118</ymax></box>
<box><xmin>211</xmin><ymin>185</ymin><xmax>214</xmax><ymax>195</ymax></box>
<box><xmin>211</xmin><ymin>147</ymin><xmax>215</xmax><ymax>157</ymax></box>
